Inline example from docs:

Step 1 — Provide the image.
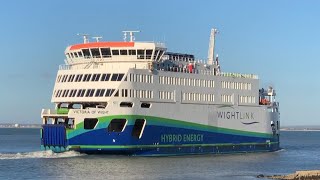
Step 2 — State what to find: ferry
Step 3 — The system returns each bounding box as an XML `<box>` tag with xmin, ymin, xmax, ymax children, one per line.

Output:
<box><xmin>40</xmin><ymin>29</ymin><xmax>280</xmax><ymax>156</ymax></box>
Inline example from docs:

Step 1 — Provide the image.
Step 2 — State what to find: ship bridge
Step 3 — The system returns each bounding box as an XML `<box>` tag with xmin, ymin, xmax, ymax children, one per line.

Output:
<box><xmin>64</xmin><ymin>33</ymin><xmax>166</xmax><ymax>69</ymax></box>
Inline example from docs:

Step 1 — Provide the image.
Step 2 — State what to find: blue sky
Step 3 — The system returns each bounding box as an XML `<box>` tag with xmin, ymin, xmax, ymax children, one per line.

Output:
<box><xmin>0</xmin><ymin>0</ymin><xmax>319</xmax><ymax>126</ymax></box>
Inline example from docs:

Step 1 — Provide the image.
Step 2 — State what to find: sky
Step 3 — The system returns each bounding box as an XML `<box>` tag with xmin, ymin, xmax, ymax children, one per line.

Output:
<box><xmin>0</xmin><ymin>0</ymin><xmax>319</xmax><ymax>126</ymax></box>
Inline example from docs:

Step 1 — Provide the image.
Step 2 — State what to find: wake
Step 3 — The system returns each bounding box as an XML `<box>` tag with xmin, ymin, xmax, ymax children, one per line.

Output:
<box><xmin>0</xmin><ymin>150</ymin><xmax>85</xmax><ymax>160</ymax></box>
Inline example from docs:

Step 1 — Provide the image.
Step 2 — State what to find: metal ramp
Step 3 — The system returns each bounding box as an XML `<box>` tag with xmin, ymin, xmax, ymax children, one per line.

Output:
<box><xmin>42</xmin><ymin>124</ymin><xmax>67</xmax><ymax>147</ymax></box>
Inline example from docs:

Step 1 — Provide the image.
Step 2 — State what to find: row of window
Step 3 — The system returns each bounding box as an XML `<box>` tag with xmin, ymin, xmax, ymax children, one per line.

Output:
<box><xmin>159</xmin><ymin>76</ymin><xmax>215</xmax><ymax>87</ymax></box>
<box><xmin>239</xmin><ymin>96</ymin><xmax>256</xmax><ymax>104</ymax></box>
<box><xmin>182</xmin><ymin>93</ymin><xmax>215</xmax><ymax>102</ymax></box>
<box><xmin>66</xmin><ymin>48</ymin><xmax>165</xmax><ymax>61</ymax></box>
<box><xmin>129</xmin><ymin>74</ymin><xmax>153</xmax><ymax>83</ymax></box>
<box><xmin>121</xmin><ymin>89</ymin><xmax>154</xmax><ymax>99</ymax></box>
<box><xmin>57</xmin><ymin>73</ymin><xmax>125</xmax><ymax>83</ymax></box>
<box><xmin>221</xmin><ymin>81</ymin><xmax>252</xmax><ymax>90</ymax></box>
<box><xmin>159</xmin><ymin>91</ymin><xmax>175</xmax><ymax>100</ymax></box>
<box><xmin>55</xmin><ymin>88</ymin><xmax>117</xmax><ymax>98</ymax></box>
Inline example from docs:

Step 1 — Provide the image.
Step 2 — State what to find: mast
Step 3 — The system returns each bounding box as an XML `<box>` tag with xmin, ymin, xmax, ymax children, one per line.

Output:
<box><xmin>207</xmin><ymin>28</ymin><xmax>218</xmax><ymax>65</ymax></box>
<box><xmin>77</xmin><ymin>33</ymin><xmax>90</xmax><ymax>44</ymax></box>
<box><xmin>122</xmin><ymin>30</ymin><xmax>140</xmax><ymax>42</ymax></box>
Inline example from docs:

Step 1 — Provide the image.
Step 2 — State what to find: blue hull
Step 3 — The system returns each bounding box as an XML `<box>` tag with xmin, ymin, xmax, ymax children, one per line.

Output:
<box><xmin>41</xmin><ymin>122</ymin><xmax>280</xmax><ymax>156</ymax></box>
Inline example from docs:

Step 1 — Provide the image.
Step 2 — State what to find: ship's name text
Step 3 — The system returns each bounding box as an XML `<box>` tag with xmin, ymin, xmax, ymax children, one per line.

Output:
<box><xmin>217</xmin><ymin>111</ymin><xmax>254</xmax><ymax>120</ymax></box>
<box><xmin>72</xmin><ymin>109</ymin><xmax>109</xmax><ymax>115</ymax></box>
<box><xmin>161</xmin><ymin>134</ymin><xmax>203</xmax><ymax>143</ymax></box>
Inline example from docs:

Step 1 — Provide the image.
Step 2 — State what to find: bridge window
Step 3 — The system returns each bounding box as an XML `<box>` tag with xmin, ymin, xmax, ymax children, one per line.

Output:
<box><xmin>73</xmin><ymin>52</ymin><xmax>78</xmax><ymax>58</ymax></box>
<box><xmin>137</xmin><ymin>49</ymin><xmax>145</xmax><ymax>59</ymax></box>
<box><xmin>108</xmin><ymin>119</ymin><xmax>127</xmax><ymax>132</ymax></box>
<box><xmin>120</xmin><ymin>102</ymin><xmax>133</xmax><ymax>107</ymax></box>
<box><xmin>84</xmin><ymin>118</ymin><xmax>98</xmax><ymax>129</ymax></box>
<box><xmin>146</xmin><ymin>49</ymin><xmax>153</xmax><ymax>59</ymax></box>
<box><xmin>91</xmin><ymin>48</ymin><xmax>101</xmax><ymax>58</ymax></box>
<box><xmin>112</xmin><ymin>50</ymin><xmax>119</xmax><ymax>55</ymax></box>
<box><xmin>77</xmin><ymin>51</ymin><xmax>83</xmax><ymax>57</ymax></box>
<box><xmin>101</xmin><ymin>48</ymin><xmax>111</xmax><ymax>57</ymax></box>
<box><xmin>120</xmin><ymin>50</ymin><xmax>127</xmax><ymax>55</ymax></box>
<box><xmin>129</xmin><ymin>49</ymin><xmax>136</xmax><ymax>55</ymax></box>
<box><xmin>82</xmin><ymin>49</ymin><xmax>91</xmax><ymax>58</ymax></box>
<box><xmin>132</xmin><ymin>119</ymin><xmax>146</xmax><ymax>139</ymax></box>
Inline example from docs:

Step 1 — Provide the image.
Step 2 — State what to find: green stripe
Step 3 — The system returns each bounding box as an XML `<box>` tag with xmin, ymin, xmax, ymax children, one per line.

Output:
<box><xmin>70</xmin><ymin>142</ymin><xmax>278</xmax><ymax>149</ymax></box>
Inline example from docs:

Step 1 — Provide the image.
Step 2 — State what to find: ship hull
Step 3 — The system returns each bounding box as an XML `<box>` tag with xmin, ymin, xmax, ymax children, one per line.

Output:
<box><xmin>41</xmin><ymin>115</ymin><xmax>280</xmax><ymax>156</ymax></box>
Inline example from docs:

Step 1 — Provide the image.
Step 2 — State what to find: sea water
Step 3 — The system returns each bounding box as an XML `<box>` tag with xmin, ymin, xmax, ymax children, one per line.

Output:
<box><xmin>0</xmin><ymin>128</ymin><xmax>319</xmax><ymax>180</ymax></box>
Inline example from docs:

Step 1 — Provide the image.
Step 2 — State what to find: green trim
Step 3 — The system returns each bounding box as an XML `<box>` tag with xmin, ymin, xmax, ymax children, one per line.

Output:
<box><xmin>57</xmin><ymin>108</ymin><xmax>69</xmax><ymax>114</ymax></box>
<box><xmin>70</xmin><ymin>142</ymin><xmax>278</xmax><ymax>149</ymax></box>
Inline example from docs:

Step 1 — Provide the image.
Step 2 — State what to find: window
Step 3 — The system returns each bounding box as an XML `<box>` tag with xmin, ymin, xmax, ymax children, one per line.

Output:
<box><xmin>83</xmin><ymin>74</ymin><xmax>91</xmax><ymax>81</ymax></box>
<box><xmin>107</xmin><ymin>119</ymin><xmax>127</xmax><ymax>132</ymax></box>
<box><xmin>141</xmin><ymin>103</ymin><xmax>151</xmax><ymax>108</ymax></box>
<box><xmin>101</xmin><ymin>73</ymin><xmax>110</xmax><ymax>81</ymax></box>
<box><xmin>78</xmin><ymin>51</ymin><xmax>83</xmax><ymax>57</ymax></box>
<box><xmin>105</xmin><ymin>89</ymin><xmax>115</xmax><ymax>97</ymax></box>
<box><xmin>101</xmin><ymin>48</ymin><xmax>111</xmax><ymax>57</ymax></box>
<box><xmin>95</xmin><ymin>89</ymin><xmax>105</xmax><ymax>97</ymax></box>
<box><xmin>68</xmin><ymin>75</ymin><xmax>75</xmax><ymax>82</ymax></box>
<box><xmin>129</xmin><ymin>49</ymin><xmax>136</xmax><ymax>55</ymax></box>
<box><xmin>91</xmin><ymin>74</ymin><xmax>101</xmax><ymax>81</ymax></box>
<box><xmin>120</xmin><ymin>102</ymin><xmax>133</xmax><ymax>107</ymax></box>
<box><xmin>114</xmin><ymin>90</ymin><xmax>119</xmax><ymax>97</ymax></box>
<box><xmin>110</xmin><ymin>73</ymin><xmax>124</xmax><ymax>81</ymax></box>
<box><xmin>120</xmin><ymin>50</ymin><xmax>127</xmax><ymax>55</ymax></box>
<box><xmin>137</xmin><ymin>49</ymin><xmax>145</xmax><ymax>59</ymax></box>
<box><xmin>112</xmin><ymin>49</ymin><xmax>119</xmax><ymax>55</ymax></box>
<box><xmin>146</xmin><ymin>49</ymin><xmax>153</xmax><ymax>59</ymax></box>
<box><xmin>75</xmin><ymin>74</ymin><xmax>83</xmax><ymax>82</ymax></box>
<box><xmin>84</xmin><ymin>118</ymin><xmax>98</xmax><ymax>129</ymax></box>
<box><xmin>82</xmin><ymin>49</ymin><xmax>91</xmax><ymax>58</ymax></box>
<box><xmin>85</xmin><ymin>89</ymin><xmax>95</xmax><ymax>97</ymax></box>
<box><xmin>69</xmin><ymin>89</ymin><xmax>77</xmax><ymax>97</ymax></box>
<box><xmin>77</xmin><ymin>89</ymin><xmax>86</xmax><ymax>97</ymax></box>
<box><xmin>121</xmin><ymin>89</ymin><xmax>128</xmax><ymax>97</ymax></box>
<box><xmin>117</xmin><ymin>74</ymin><xmax>124</xmax><ymax>81</ymax></box>
<box><xmin>111</xmin><ymin>74</ymin><xmax>118</xmax><ymax>81</ymax></box>
<box><xmin>132</xmin><ymin>119</ymin><xmax>146</xmax><ymax>139</ymax></box>
<box><xmin>74</xmin><ymin>52</ymin><xmax>78</xmax><ymax>58</ymax></box>
<box><xmin>91</xmin><ymin>48</ymin><xmax>101</xmax><ymax>58</ymax></box>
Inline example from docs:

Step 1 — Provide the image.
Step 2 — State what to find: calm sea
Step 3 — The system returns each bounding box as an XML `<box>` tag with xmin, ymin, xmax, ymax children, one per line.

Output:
<box><xmin>0</xmin><ymin>128</ymin><xmax>319</xmax><ymax>180</ymax></box>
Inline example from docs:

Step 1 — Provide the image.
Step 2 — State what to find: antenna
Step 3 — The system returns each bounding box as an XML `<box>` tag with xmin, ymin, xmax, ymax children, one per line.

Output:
<box><xmin>77</xmin><ymin>33</ymin><xmax>90</xmax><ymax>44</ymax></box>
<box><xmin>122</xmin><ymin>30</ymin><xmax>140</xmax><ymax>42</ymax></box>
<box><xmin>207</xmin><ymin>28</ymin><xmax>218</xmax><ymax>65</ymax></box>
<box><xmin>92</xmin><ymin>36</ymin><xmax>102</xmax><ymax>42</ymax></box>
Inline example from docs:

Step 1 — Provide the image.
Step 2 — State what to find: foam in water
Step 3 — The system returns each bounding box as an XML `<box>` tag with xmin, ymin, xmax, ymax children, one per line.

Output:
<box><xmin>0</xmin><ymin>150</ymin><xmax>85</xmax><ymax>160</ymax></box>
